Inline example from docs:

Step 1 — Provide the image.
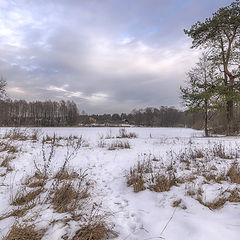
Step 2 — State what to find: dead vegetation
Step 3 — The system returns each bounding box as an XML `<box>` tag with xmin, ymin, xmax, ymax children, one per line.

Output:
<box><xmin>3</xmin><ymin>128</ymin><xmax>40</xmax><ymax>142</ymax></box>
<box><xmin>126</xmin><ymin>144</ymin><xmax>240</xmax><ymax>211</ymax></box>
<box><xmin>227</xmin><ymin>162</ymin><xmax>240</xmax><ymax>184</ymax></box>
<box><xmin>3</xmin><ymin>224</ymin><xmax>45</xmax><ymax>240</ymax></box>
<box><xmin>73</xmin><ymin>222</ymin><xmax>117</xmax><ymax>240</ymax></box>
<box><xmin>196</xmin><ymin>188</ymin><xmax>240</xmax><ymax>210</ymax></box>
<box><xmin>0</xmin><ymin>141</ymin><xmax>19</xmax><ymax>154</ymax></box>
<box><xmin>127</xmin><ymin>159</ymin><xmax>175</xmax><ymax>193</ymax></box>
<box><xmin>0</xmin><ymin>131</ymin><xmax>117</xmax><ymax>240</ymax></box>
<box><xmin>108</xmin><ymin>140</ymin><xmax>130</xmax><ymax>150</ymax></box>
<box><xmin>11</xmin><ymin>188</ymin><xmax>42</xmax><ymax>206</ymax></box>
<box><xmin>117</xmin><ymin>129</ymin><xmax>137</xmax><ymax>139</ymax></box>
<box><xmin>50</xmin><ymin>181</ymin><xmax>89</xmax><ymax>213</ymax></box>
<box><xmin>0</xmin><ymin>155</ymin><xmax>15</xmax><ymax>171</ymax></box>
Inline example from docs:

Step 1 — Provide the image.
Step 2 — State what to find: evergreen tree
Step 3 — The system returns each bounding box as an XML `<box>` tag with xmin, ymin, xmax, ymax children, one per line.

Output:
<box><xmin>184</xmin><ymin>0</ymin><xmax>240</xmax><ymax>135</ymax></box>
<box><xmin>180</xmin><ymin>53</ymin><xmax>218</xmax><ymax>137</ymax></box>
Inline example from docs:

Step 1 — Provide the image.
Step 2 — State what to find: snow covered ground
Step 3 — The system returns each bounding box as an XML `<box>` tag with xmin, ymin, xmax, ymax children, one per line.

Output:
<box><xmin>0</xmin><ymin>127</ymin><xmax>239</xmax><ymax>240</ymax></box>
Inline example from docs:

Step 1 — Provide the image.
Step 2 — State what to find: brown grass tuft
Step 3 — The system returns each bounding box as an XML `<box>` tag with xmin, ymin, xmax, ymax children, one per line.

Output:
<box><xmin>73</xmin><ymin>222</ymin><xmax>117</xmax><ymax>240</ymax></box>
<box><xmin>227</xmin><ymin>163</ymin><xmax>240</xmax><ymax>184</ymax></box>
<box><xmin>51</xmin><ymin>182</ymin><xmax>89</xmax><ymax>213</ymax></box>
<box><xmin>11</xmin><ymin>188</ymin><xmax>42</xmax><ymax>206</ymax></box>
<box><xmin>108</xmin><ymin>140</ymin><xmax>130</xmax><ymax>150</ymax></box>
<box><xmin>4</xmin><ymin>224</ymin><xmax>45</xmax><ymax>240</ymax></box>
<box><xmin>148</xmin><ymin>174</ymin><xmax>175</xmax><ymax>192</ymax></box>
<box><xmin>0</xmin><ymin>141</ymin><xmax>19</xmax><ymax>153</ymax></box>
<box><xmin>54</xmin><ymin>169</ymin><xmax>79</xmax><ymax>181</ymax></box>
<box><xmin>127</xmin><ymin>173</ymin><xmax>146</xmax><ymax>193</ymax></box>
<box><xmin>117</xmin><ymin>129</ymin><xmax>137</xmax><ymax>139</ymax></box>
<box><xmin>127</xmin><ymin>160</ymin><xmax>175</xmax><ymax>193</ymax></box>
<box><xmin>0</xmin><ymin>204</ymin><xmax>36</xmax><ymax>220</ymax></box>
<box><xmin>197</xmin><ymin>189</ymin><xmax>240</xmax><ymax>210</ymax></box>
<box><xmin>212</xmin><ymin>143</ymin><xmax>234</xmax><ymax>159</ymax></box>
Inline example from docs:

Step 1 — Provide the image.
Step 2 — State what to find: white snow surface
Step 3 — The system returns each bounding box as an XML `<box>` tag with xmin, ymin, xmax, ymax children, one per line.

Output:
<box><xmin>0</xmin><ymin>127</ymin><xmax>239</xmax><ymax>240</ymax></box>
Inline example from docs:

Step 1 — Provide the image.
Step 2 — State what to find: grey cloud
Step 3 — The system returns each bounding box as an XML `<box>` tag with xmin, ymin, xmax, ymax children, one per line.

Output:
<box><xmin>0</xmin><ymin>0</ymin><xmax>234</xmax><ymax>113</ymax></box>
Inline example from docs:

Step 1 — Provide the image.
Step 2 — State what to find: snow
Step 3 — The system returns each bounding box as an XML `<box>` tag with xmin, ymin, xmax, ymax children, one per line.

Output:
<box><xmin>0</xmin><ymin>127</ymin><xmax>240</xmax><ymax>240</ymax></box>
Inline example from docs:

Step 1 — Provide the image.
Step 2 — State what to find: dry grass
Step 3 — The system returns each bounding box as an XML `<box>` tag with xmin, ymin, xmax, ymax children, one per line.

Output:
<box><xmin>3</xmin><ymin>128</ymin><xmax>40</xmax><ymax>142</ymax></box>
<box><xmin>172</xmin><ymin>199</ymin><xmax>187</xmax><ymax>209</ymax></box>
<box><xmin>11</xmin><ymin>188</ymin><xmax>42</xmax><ymax>206</ymax></box>
<box><xmin>212</xmin><ymin>143</ymin><xmax>234</xmax><ymax>159</ymax></box>
<box><xmin>203</xmin><ymin>173</ymin><xmax>227</xmax><ymax>183</ymax></box>
<box><xmin>127</xmin><ymin>160</ymin><xmax>175</xmax><ymax>193</ymax></box>
<box><xmin>3</xmin><ymin>224</ymin><xmax>45</xmax><ymax>240</ymax></box>
<box><xmin>127</xmin><ymin>173</ymin><xmax>146</xmax><ymax>193</ymax></box>
<box><xmin>0</xmin><ymin>204</ymin><xmax>36</xmax><ymax>220</ymax></box>
<box><xmin>0</xmin><ymin>155</ymin><xmax>15</xmax><ymax>171</ymax></box>
<box><xmin>0</xmin><ymin>141</ymin><xmax>19</xmax><ymax>153</ymax></box>
<box><xmin>98</xmin><ymin>140</ymin><xmax>106</xmax><ymax>148</ymax></box>
<box><xmin>195</xmin><ymin>187</ymin><xmax>240</xmax><ymax>210</ymax></box>
<box><xmin>51</xmin><ymin>182</ymin><xmax>89</xmax><ymax>213</ymax></box>
<box><xmin>73</xmin><ymin>222</ymin><xmax>117</xmax><ymax>240</ymax></box>
<box><xmin>148</xmin><ymin>174</ymin><xmax>175</xmax><ymax>192</ymax></box>
<box><xmin>108</xmin><ymin>140</ymin><xmax>130</xmax><ymax>150</ymax></box>
<box><xmin>227</xmin><ymin>163</ymin><xmax>240</xmax><ymax>184</ymax></box>
<box><xmin>117</xmin><ymin>129</ymin><xmax>137</xmax><ymax>139</ymax></box>
<box><xmin>54</xmin><ymin>168</ymin><xmax>79</xmax><ymax>181</ymax></box>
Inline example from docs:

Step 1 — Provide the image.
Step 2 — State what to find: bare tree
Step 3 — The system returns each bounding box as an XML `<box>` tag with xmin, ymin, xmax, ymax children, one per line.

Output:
<box><xmin>0</xmin><ymin>77</ymin><xmax>6</xmax><ymax>99</ymax></box>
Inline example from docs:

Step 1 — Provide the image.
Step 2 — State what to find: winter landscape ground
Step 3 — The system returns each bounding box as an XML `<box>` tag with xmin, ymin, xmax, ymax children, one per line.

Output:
<box><xmin>0</xmin><ymin>127</ymin><xmax>239</xmax><ymax>240</ymax></box>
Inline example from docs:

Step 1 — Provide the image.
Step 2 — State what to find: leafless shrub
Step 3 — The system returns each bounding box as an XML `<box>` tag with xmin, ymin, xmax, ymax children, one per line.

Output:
<box><xmin>108</xmin><ymin>140</ymin><xmax>130</xmax><ymax>150</ymax></box>
<box><xmin>34</xmin><ymin>134</ymin><xmax>56</xmax><ymax>179</ymax></box>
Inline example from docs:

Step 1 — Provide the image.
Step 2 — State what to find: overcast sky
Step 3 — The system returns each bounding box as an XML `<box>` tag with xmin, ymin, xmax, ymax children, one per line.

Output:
<box><xmin>0</xmin><ymin>0</ymin><xmax>233</xmax><ymax>113</ymax></box>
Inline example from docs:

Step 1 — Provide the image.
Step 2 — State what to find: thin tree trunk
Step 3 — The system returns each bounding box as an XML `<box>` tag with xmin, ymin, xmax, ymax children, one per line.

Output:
<box><xmin>204</xmin><ymin>100</ymin><xmax>209</xmax><ymax>137</ymax></box>
<box><xmin>227</xmin><ymin>99</ymin><xmax>234</xmax><ymax>135</ymax></box>
<box><xmin>226</xmin><ymin>76</ymin><xmax>235</xmax><ymax>136</ymax></box>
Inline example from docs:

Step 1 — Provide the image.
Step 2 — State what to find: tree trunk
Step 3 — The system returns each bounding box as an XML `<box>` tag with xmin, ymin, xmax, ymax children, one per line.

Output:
<box><xmin>204</xmin><ymin>100</ymin><xmax>209</xmax><ymax>137</ymax></box>
<box><xmin>226</xmin><ymin>76</ymin><xmax>235</xmax><ymax>136</ymax></box>
<box><xmin>226</xmin><ymin>99</ymin><xmax>234</xmax><ymax>135</ymax></box>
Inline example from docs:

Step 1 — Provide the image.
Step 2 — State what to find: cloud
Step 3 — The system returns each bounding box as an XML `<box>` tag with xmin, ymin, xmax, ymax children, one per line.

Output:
<box><xmin>0</xmin><ymin>0</ymin><xmax>233</xmax><ymax>113</ymax></box>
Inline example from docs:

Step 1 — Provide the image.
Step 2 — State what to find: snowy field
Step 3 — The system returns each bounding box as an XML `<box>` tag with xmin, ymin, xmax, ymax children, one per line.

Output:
<box><xmin>0</xmin><ymin>127</ymin><xmax>239</xmax><ymax>240</ymax></box>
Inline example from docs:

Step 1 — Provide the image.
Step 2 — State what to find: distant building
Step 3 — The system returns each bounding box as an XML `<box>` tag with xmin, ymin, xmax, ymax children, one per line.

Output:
<box><xmin>89</xmin><ymin>117</ymin><xmax>96</xmax><ymax>123</ymax></box>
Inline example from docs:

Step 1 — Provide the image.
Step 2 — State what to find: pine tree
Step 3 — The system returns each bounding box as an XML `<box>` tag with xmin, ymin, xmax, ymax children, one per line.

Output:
<box><xmin>184</xmin><ymin>0</ymin><xmax>240</xmax><ymax>135</ymax></box>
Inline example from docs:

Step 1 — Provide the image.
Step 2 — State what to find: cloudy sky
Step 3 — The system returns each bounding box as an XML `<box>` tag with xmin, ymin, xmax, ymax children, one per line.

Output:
<box><xmin>0</xmin><ymin>0</ymin><xmax>233</xmax><ymax>113</ymax></box>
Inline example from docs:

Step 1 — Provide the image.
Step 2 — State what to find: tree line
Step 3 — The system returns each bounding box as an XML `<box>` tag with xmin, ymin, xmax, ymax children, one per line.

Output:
<box><xmin>79</xmin><ymin>107</ymin><xmax>199</xmax><ymax>128</ymax></box>
<box><xmin>0</xmin><ymin>99</ymin><xmax>78</xmax><ymax>127</ymax></box>
<box><xmin>0</xmin><ymin>95</ymin><xmax>200</xmax><ymax>128</ymax></box>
